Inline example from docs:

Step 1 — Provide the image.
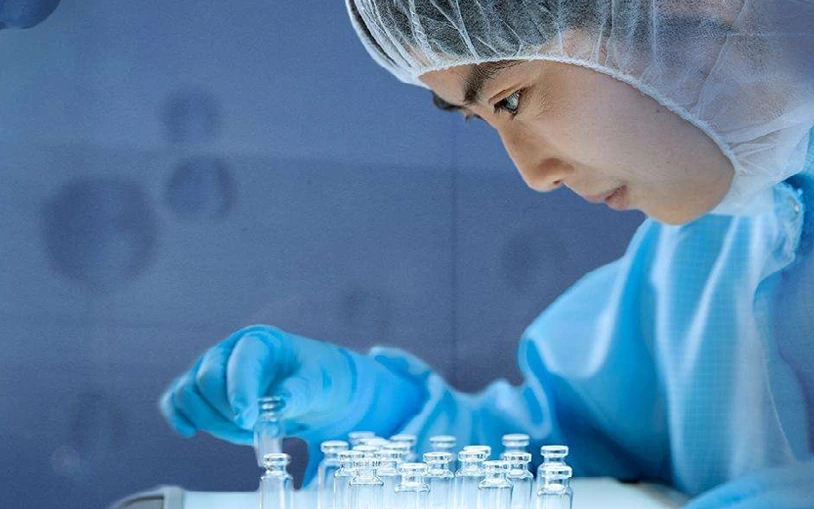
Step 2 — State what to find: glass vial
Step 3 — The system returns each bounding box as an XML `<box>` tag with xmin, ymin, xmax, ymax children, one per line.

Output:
<box><xmin>334</xmin><ymin>450</ymin><xmax>363</xmax><ymax>509</ymax></box>
<box><xmin>539</xmin><ymin>445</ymin><xmax>569</xmax><ymax>466</ymax></box>
<box><xmin>537</xmin><ymin>445</ymin><xmax>569</xmax><ymax>495</ymax></box>
<box><xmin>358</xmin><ymin>437</ymin><xmax>390</xmax><ymax>451</ymax></box>
<box><xmin>348</xmin><ymin>431</ymin><xmax>376</xmax><ymax>448</ymax></box>
<box><xmin>430</xmin><ymin>435</ymin><xmax>458</xmax><ymax>467</ymax></box>
<box><xmin>349</xmin><ymin>457</ymin><xmax>384</xmax><ymax>509</ymax></box>
<box><xmin>424</xmin><ymin>451</ymin><xmax>454</xmax><ymax>509</ymax></box>
<box><xmin>504</xmin><ymin>452</ymin><xmax>533</xmax><ymax>509</ymax></box>
<box><xmin>376</xmin><ymin>448</ymin><xmax>402</xmax><ymax>509</ymax></box>
<box><xmin>352</xmin><ymin>444</ymin><xmax>379</xmax><ymax>458</ymax></box>
<box><xmin>477</xmin><ymin>460</ymin><xmax>512</xmax><ymax>509</ymax></box>
<box><xmin>389</xmin><ymin>434</ymin><xmax>418</xmax><ymax>462</ymax></box>
<box><xmin>535</xmin><ymin>465</ymin><xmax>573</xmax><ymax>509</ymax></box>
<box><xmin>394</xmin><ymin>462</ymin><xmax>430</xmax><ymax>509</ymax></box>
<box><xmin>259</xmin><ymin>453</ymin><xmax>294</xmax><ymax>509</ymax></box>
<box><xmin>454</xmin><ymin>448</ymin><xmax>489</xmax><ymax>509</ymax></box>
<box><xmin>318</xmin><ymin>440</ymin><xmax>349</xmax><ymax>509</ymax></box>
<box><xmin>501</xmin><ymin>433</ymin><xmax>530</xmax><ymax>458</ymax></box>
<box><xmin>430</xmin><ymin>435</ymin><xmax>457</xmax><ymax>454</ymax></box>
<box><xmin>462</xmin><ymin>445</ymin><xmax>492</xmax><ymax>460</ymax></box>
<box><xmin>383</xmin><ymin>441</ymin><xmax>410</xmax><ymax>465</ymax></box>
<box><xmin>254</xmin><ymin>396</ymin><xmax>286</xmax><ymax>468</ymax></box>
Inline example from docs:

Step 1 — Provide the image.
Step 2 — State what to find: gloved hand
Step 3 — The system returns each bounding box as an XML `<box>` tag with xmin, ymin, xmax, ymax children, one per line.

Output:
<box><xmin>684</xmin><ymin>460</ymin><xmax>814</xmax><ymax>509</ymax></box>
<box><xmin>159</xmin><ymin>325</ymin><xmax>425</xmax><ymax>478</ymax></box>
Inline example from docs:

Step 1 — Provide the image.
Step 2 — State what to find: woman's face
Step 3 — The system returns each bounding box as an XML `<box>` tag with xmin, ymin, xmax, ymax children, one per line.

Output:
<box><xmin>420</xmin><ymin>60</ymin><xmax>735</xmax><ymax>224</ymax></box>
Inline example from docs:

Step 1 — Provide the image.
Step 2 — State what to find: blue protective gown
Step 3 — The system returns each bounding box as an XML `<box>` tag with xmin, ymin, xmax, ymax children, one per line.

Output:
<box><xmin>371</xmin><ymin>131</ymin><xmax>814</xmax><ymax>499</ymax></box>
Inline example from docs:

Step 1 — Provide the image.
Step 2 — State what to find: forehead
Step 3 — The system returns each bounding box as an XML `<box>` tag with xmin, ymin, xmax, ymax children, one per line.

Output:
<box><xmin>420</xmin><ymin>60</ymin><xmax>525</xmax><ymax>107</ymax></box>
<box><xmin>419</xmin><ymin>65</ymin><xmax>473</xmax><ymax>105</ymax></box>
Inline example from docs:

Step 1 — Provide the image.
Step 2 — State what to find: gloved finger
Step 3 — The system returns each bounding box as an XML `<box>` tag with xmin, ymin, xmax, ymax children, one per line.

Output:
<box><xmin>193</xmin><ymin>325</ymin><xmax>275</xmax><ymax>426</ymax></box>
<box><xmin>227</xmin><ymin>329</ymin><xmax>293</xmax><ymax>428</ymax></box>
<box><xmin>159</xmin><ymin>379</ymin><xmax>196</xmax><ymax>438</ymax></box>
<box><xmin>275</xmin><ymin>373</ymin><xmax>316</xmax><ymax>421</ymax></box>
<box><xmin>171</xmin><ymin>371</ymin><xmax>248</xmax><ymax>442</ymax></box>
<box><xmin>195</xmin><ymin>340</ymin><xmax>240</xmax><ymax>421</ymax></box>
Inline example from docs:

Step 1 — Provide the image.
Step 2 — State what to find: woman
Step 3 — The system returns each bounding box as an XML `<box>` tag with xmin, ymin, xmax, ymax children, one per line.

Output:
<box><xmin>161</xmin><ymin>1</ymin><xmax>814</xmax><ymax>506</ymax></box>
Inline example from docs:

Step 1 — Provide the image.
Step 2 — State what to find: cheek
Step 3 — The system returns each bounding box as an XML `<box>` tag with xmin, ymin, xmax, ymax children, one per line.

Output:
<box><xmin>533</xmin><ymin>108</ymin><xmax>634</xmax><ymax>178</ymax></box>
<box><xmin>532</xmin><ymin>96</ymin><xmax>638</xmax><ymax>174</ymax></box>
<box><xmin>524</xmin><ymin>63</ymin><xmax>733</xmax><ymax>215</ymax></box>
<box><xmin>633</xmin><ymin>161</ymin><xmax>733</xmax><ymax>223</ymax></box>
<box><xmin>553</xmin><ymin>95</ymin><xmax>700</xmax><ymax>185</ymax></box>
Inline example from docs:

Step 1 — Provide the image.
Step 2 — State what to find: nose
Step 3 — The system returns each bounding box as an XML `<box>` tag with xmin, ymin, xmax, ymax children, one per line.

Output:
<box><xmin>498</xmin><ymin>128</ymin><xmax>572</xmax><ymax>192</ymax></box>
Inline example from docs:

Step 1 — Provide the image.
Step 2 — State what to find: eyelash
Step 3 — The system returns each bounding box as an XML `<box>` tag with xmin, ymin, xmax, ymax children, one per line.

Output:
<box><xmin>461</xmin><ymin>88</ymin><xmax>525</xmax><ymax>123</ymax></box>
<box><xmin>494</xmin><ymin>89</ymin><xmax>524</xmax><ymax>117</ymax></box>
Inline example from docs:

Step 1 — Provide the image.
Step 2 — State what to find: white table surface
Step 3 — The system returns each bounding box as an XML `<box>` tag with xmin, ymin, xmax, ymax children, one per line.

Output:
<box><xmin>183</xmin><ymin>478</ymin><xmax>689</xmax><ymax>509</ymax></box>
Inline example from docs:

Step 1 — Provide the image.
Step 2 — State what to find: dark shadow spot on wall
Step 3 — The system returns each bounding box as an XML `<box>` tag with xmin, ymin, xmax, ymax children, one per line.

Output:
<box><xmin>43</xmin><ymin>177</ymin><xmax>158</xmax><ymax>291</ymax></box>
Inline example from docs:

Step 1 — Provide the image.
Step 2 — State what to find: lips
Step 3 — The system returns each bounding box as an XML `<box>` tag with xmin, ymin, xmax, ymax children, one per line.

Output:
<box><xmin>582</xmin><ymin>186</ymin><xmax>628</xmax><ymax>210</ymax></box>
<box><xmin>604</xmin><ymin>186</ymin><xmax>628</xmax><ymax>210</ymax></box>
<box><xmin>583</xmin><ymin>187</ymin><xmax>619</xmax><ymax>204</ymax></box>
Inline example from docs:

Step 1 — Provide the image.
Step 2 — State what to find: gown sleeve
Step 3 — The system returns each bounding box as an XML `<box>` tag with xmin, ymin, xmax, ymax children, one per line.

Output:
<box><xmin>682</xmin><ymin>459</ymin><xmax>814</xmax><ymax>509</ymax></box>
<box><xmin>370</xmin><ymin>182</ymin><xmax>808</xmax><ymax>495</ymax></box>
<box><xmin>370</xmin><ymin>219</ymin><xmax>672</xmax><ymax>482</ymax></box>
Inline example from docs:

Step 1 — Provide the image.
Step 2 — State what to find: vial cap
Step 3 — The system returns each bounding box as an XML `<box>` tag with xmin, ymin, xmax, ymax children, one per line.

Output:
<box><xmin>352</xmin><ymin>445</ymin><xmax>379</xmax><ymax>458</ymax></box>
<box><xmin>355</xmin><ymin>456</ymin><xmax>381</xmax><ymax>469</ymax></box>
<box><xmin>462</xmin><ymin>445</ymin><xmax>492</xmax><ymax>457</ymax></box>
<box><xmin>541</xmin><ymin>464</ymin><xmax>573</xmax><ymax>480</ymax></box>
<box><xmin>482</xmin><ymin>460</ymin><xmax>510</xmax><ymax>473</ymax></box>
<box><xmin>429</xmin><ymin>435</ymin><xmax>457</xmax><ymax>448</ymax></box>
<box><xmin>384</xmin><ymin>442</ymin><xmax>410</xmax><ymax>453</ymax></box>
<box><xmin>349</xmin><ymin>431</ymin><xmax>376</xmax><ymax>442</ymax></box>
<box><xmin>503</xmin><ymin>451</ymin><xmax>532</xmax><ymax>464</ymax></box>
<box><xmin>502</xmin><ymin>433</ymin><xmax>530</xmax><ymax>447</ymax></box>
<box><xmin>390</xmin><ymin>433</ymin><xmax>417</xmax><ymax>446</ymax></box>
<box><xmin>359</xmin><ymin>437</ymin><xmax>390</xmax><ymax>449</ymax></box>
<box><xmin>321</xmin><ymin>440</ymin><xmax>350</xmax><ymax>454</ymax></box>
<box><xmin>338</xmin><ymin>450</ymin><xmax>364</xmax><ymax>464</ymax></box>
<box><xmin>398</xmin><ymin>462</ymin><xmax>428</xmax><ymax>475</ymax></box>
<box><xmin>263</xmin><ymin>453</ymin><xmax>291</xmax><ymax>469</ymax></box>
<box><xmin>258</xmin><ymin>396</ymin><xmax>286</xmax><ymax>413</ymax></box>
<box><xmin>378</xmin><ymin>448</ymin><xmax>403</xmax><ymax>461</ymax></box>
<box><xmin>458</xmin><ymin>449</ymin><xmax>489</xmax><ymax>462</ymax></box>
<box><xmin>423</xmin><ymin>451</ymin><xmax>453</xmax><ymax>464</ymax></box>
<box><xmin>540</xmin><ymin>445</ymin><xmax>569</xmax><ymax>458</ymax></box>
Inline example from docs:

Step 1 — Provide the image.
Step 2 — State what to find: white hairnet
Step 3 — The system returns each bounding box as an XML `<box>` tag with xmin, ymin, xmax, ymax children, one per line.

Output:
<box><xmin>346</xmin><ymin>0</ymin><xmax>814</xmax><ymax>215</ymax></box>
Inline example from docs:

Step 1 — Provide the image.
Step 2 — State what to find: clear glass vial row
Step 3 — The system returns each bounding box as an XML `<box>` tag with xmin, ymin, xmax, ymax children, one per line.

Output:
<box><xmin>317</xmin><ymin>432</ymin><xmax>571</xmax><ymax>509</ymax></box>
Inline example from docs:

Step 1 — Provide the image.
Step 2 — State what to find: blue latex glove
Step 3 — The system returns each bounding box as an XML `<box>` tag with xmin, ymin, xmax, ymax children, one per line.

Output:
<box><xmin>0</xmin><ymin>0</ymin><xmax>62</xmax><ymax>29</ymax></box>
<box><xmin>159</xmin><ymin>325</ymin><xmax>425</xmax><ymax>481</ymax></box>
<box><xmin>684</xmin><ymin>460</ymin><xmax>814</xmax><ymax>509</ymax></box>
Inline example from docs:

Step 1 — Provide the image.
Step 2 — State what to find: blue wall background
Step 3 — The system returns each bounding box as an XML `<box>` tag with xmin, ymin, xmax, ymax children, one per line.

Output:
<box><xmin>0</xmin><ymin>1</ymin><xmax>643</xmax><ymax>507</ymax></box>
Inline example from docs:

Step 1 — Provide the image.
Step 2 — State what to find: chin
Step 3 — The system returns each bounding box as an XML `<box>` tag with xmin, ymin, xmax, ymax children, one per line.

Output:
<box><xmin>647</xmin><ymin>207</ymin><xmax>709</xmax><ymax>225</ymax></box>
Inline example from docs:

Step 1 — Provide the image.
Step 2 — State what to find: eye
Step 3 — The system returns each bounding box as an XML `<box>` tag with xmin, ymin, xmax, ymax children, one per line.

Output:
<box><xmin>464</xmin><ymin>113</ymin><xmax>484</xmax><ymax>123</ymax></box>
<box><xmin>494</xmin><ymin>90</ymin><xmax>523</xmax><ymax>117</ymax></box>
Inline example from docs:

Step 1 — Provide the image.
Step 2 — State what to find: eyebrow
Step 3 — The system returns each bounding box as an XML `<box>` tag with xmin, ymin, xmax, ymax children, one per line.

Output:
<box><xmin>463</xmin><ymin>61</ymin><xmax>522</xmax><ymax>105</ymax></box>
<box><xmin>432</xmin><ymin>60</ymin><xmax>522</xmax><ymax>113</ymax></box>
